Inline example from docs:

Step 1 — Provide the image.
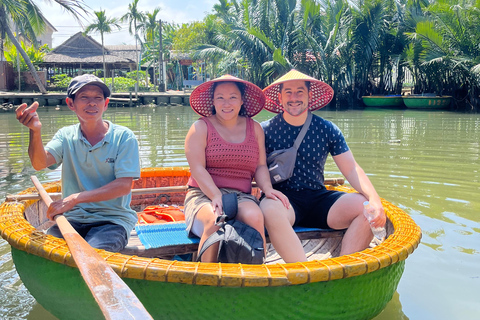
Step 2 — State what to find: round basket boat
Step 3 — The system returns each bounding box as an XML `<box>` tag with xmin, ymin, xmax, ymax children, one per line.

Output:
<box><xmin>0</xmin><ymin>167</ymin><xmax>421</xmax><ymax>320</ymax></box>
<box><xmin>362</xmin><ymin>95</ymin><xmax>405</xmax><ymax>108</ymax></box>
<box><xmin>402</xmin><ymin>95</ymin><xmax>452</xmax><ymax>109</ymax></box>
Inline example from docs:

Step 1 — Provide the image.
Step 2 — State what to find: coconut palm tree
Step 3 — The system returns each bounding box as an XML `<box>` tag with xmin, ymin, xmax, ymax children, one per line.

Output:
<box><xmin>299</xmin><ymin>0</ymin><xmax>352</xmax><ymax>98</ymax></box>
<box><xmin>84</xmin><ymin>10</ymin><xmax>121</xmax><ymax>82</ymax></box>
<box><xmin>405</xmin><ymin>0</ymin><xmax>480</xmax><ymax>109</ymax></box>
<box><xmin>193</xmin><ymin>0</ymin><xmax>299</xmax><ymax>87</ymax></box>
<box><xmin>349</xmin><ymin>0</ymin><xmax>395</xmax><ymax>97</ymax></box>
<box><xmin>139</xmin><ymin>7</ymin><xmax>160</xmax><ymax>43</ymax></box>
<box><xmin>138</xmin><ymin>7</ymin><xmax>160</xmax><ymax>86</ymax></box>
<box><xmin>0</xmin><ymin>0</ymin><xmax>87</xmax><ymax>93</ymax></box>
<box><xmin>121</xmin><ymin>0</ymin><xmax>145</xmax><ymax>92</ymax></box>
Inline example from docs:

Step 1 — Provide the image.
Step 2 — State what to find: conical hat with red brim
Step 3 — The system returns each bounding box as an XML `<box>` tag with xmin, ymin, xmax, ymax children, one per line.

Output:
<box><xmin>189</xmin><ymin>75</ymin><xmax>265</xmax><ymax>117</ymax></box>
<box><xmin>263</xmin><ymin>69</ymin><xmax>334</xmax><ymax>113</ymax></box>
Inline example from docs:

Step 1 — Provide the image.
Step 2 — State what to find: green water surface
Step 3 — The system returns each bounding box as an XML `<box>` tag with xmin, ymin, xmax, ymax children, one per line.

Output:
<box><xmin>0</xmin><ymin>105</ymin><xmax>479</xmax><ymax>319</ymax></box>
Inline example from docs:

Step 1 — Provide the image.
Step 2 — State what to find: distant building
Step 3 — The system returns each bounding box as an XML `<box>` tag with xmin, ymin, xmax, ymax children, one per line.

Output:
<box><xmin>4</xmin><ymin>14</ymin><xmax>57</xmax><ymax>48</ymax></box>
<box><xmin>41</xmin><ymin>32</ymin><xmax>138</xmax><ymax>79</ymax></box>
<box><xmin>169</xmin><ymin>50</ymin><xmax>206</xmax><ymax>89</ymax></box>
<box><xmin>1</xmin><ymin>16</ymin><xmax>56</xmax><ymax>90</ymax></box>
<box><xmin>36</xmin><ymin>18</ymin><xmax>57</xmax><ymax>48</ymax></box>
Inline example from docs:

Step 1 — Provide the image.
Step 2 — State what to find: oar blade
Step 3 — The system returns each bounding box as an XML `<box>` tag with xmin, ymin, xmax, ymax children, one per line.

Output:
<box><xmin>63</xmin><ymin>231</ymin><xmax>152</xmax><ymax>319</ymax></box>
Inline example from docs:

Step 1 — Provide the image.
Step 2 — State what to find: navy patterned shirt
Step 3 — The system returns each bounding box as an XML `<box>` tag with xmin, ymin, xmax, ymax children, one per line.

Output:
<box><xmin>262</xmin><ymin>112</ymin><xmax>349</xmax><ymax>191</ymax></box>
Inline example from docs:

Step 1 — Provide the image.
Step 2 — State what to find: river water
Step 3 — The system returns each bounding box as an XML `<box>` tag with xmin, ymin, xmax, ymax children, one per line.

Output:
<box><xmin>0</xmin><ymin>105</ymin><xmax>479</xmax><ymax>319</ymax></box>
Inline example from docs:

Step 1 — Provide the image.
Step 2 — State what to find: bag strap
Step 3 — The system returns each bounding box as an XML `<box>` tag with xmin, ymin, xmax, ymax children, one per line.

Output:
<box><xmin>196</xmin><ymin>193</ymin><xmax>238</xmax><ymax>262</ymax></box>
<box><xmin>221</xmin><ymin>192</ymin><xmax>238</xmax><ymax>220</ymax></box>
<box><xmin>293</xmin><ymin>111</ymin><xmax>313</xmax><ymax>150</ymax></box>
<box><xmin>196</xmin><ymin>229</ymin><xmax>225</xmax><ymax>262</ymax></box>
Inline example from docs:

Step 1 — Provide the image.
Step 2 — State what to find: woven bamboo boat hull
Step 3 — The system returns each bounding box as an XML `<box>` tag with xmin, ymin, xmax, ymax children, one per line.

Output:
<box><xmin>403</xmin><ymin>95</ymin><xmax>452</xmax><ymax>109</ymax></box>
<box><xmin>1</xmin><ymin>167</ymin><xmax>421</xmax><ymax>320</ymax></box>
<box><xmin>362</xmin><ymin>95</ymin><xmax>405</xmax><ymax>108</ymax></box>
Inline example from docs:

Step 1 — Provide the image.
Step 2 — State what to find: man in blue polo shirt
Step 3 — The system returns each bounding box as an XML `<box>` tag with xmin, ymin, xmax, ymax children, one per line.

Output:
<box><xmin>15</xmin><ymin>74</ymin><xmax>140</xmax><ymax>252</ymax></box>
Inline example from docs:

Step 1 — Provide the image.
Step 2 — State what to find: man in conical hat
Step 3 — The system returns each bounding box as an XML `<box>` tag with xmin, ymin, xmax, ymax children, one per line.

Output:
<box><xmin>260</xmin><ymin>69</ymin><xmax>386</xmax><ymax>262</ymax></box>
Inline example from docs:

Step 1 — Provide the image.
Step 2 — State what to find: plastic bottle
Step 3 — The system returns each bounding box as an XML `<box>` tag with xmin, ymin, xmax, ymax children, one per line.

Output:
<box><xmin>363</xmin><ymin>201</ymin><xmax>386</xmax><ymax>241</ymax></box>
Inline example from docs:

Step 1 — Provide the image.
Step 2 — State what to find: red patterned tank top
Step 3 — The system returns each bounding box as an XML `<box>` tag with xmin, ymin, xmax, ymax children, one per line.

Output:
<box><xmin>188</xmin><ymin>116</ymin><xmax>259</xmax><ymax>193</ymax></box>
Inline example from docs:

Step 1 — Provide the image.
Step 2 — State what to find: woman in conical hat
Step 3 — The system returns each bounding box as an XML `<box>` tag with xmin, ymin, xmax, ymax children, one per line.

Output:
<box><xmin>184</xmin><ymin>75</ymin><xmax>289</xmax><ymax>263</ymax></box>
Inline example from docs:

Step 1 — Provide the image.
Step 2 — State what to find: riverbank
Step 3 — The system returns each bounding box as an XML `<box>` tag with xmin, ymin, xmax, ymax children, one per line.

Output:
<box><xmin>0</xmin><ymin>90</ymin><xmax>191</xmax><ymax>111</ymax></box>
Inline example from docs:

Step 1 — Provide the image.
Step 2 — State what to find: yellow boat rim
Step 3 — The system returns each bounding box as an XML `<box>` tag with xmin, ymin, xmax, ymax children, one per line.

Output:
<box><xmin>0</xmin><ymin>167</ymin><xmax>422</xmax><ymax>288</ymax></box>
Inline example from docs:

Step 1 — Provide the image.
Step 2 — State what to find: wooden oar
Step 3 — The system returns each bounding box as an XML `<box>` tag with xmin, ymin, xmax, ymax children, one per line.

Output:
<box><xmin>31</xmin><ymin>176</ymin><xmax>153</xmax><ymax>320</ymax></box>
<box><xmin>8</xmin><ymin>178</ymin><xmax>345</xmax><ymax>201</ymax></box>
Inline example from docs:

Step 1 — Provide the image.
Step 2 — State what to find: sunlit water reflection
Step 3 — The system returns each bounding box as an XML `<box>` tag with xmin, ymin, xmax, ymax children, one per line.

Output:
<box><xmin>1</xmin><ymin>106</ymin><xmax>479</xmax><ymax>319</ymax></box>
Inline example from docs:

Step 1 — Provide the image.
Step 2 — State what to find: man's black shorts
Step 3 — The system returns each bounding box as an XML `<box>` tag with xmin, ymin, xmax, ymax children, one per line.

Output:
<box><xmin>278</xmin><ymin>187</ymin><xmax>345</xmax><ymax>229</ymax></box>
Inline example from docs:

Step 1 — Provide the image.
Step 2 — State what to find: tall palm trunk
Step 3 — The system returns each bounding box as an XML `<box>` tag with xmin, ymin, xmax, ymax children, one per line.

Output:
<box><xmin>0</xmin><ymin>9</ymin><xmax>6</xmax><ymax>61</ymax></box>
<box><xmin>0</xmin><ymin>30</ymin><xmax>4</xmax><ymax>61</ymax></box>
<box><xmin>135</xmin><ymin>20</ymin><xmax>139</xmax><ymax>94</ymax></box>
<box><xmin>0</xmin><ymin>8</ymin><xmax>47</xmax><ymax>93</ymax></box>
<box><xmin>101</xmin><ymin>33</ymin><xmax>106</xmax><ymax>82</ymax></box>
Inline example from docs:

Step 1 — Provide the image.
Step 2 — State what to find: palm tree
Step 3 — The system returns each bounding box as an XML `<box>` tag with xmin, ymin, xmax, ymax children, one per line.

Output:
<box><xmin>138</xmin><ymin>8</ymin><xmax>160</xmax><ymax>86</ymax></box>
<box><xmin>84</xmin><ymin>10</ymin><xmax>121</xmax><ymax>82</ymax></box>
<box><xmin>405</xmin><ymin>0</ymin><xmax>480</xmax><ymax>109</ymax></box>
<box><xmin>139</xmin><ymin>7</ymin><xmax>160</xmax><ymax>43</ymax></box>
<box><xmin>121</xmin><ymin>0</ymin><xmax>145</xmax><ymax>92</ymax></box>
<box><xmin>159</xmin><ymin>22</ymin><xmax>178</xmax><ymax>87</ymax></box>
<box><xmin>194</xmin><ymin>0</ymin><xmax>299</xmax><ymax>87</ymax></box>
<box><xmin>0</xmin><ymin>0</ymin><xmax>87</xmax><ymax>93</ymax></box>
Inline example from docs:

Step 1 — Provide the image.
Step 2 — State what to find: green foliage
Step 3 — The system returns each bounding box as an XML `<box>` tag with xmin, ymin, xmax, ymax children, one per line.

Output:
<box><xmin>84</xmin><ymin>10</ymin><xmax>121</xmax><ymax>36</ymax></box>
<box><xmin>186</xmin><ymin>0</ymin><xmax>480</xmax><ymax>109</ymax></box>
<box><xmin>51</xmin><ymin>74</ymin><xmax>72</xmax><ymax>87</ymax></box>
<box><xmin>404</xmin><ymin>0</ymin><xmax>480</xmax><ymax>107</ymax></box>
<box><xmin>48</xmin><ymin>74</ymin><xmax>152</xmax><ymax>92</ymax></box>
<box><xmin>0</xmin><ymin>0</ymin><xmax>88</xmax><ymax>93</ymax></box>
<box><xmin>173</xmin><ymin>22</ymin><xmax>207</xmax><ymax>52</ymax></box>
<box><xmin>110</xmin><ymin>77</ymin><xmax>138</xmax><ymax>92</ymax></box>
<box><xmin>125</xmin><ymin>70</ymin><xmax>149</xmax><ymax>84</ymax></box>
<box><xmin>139</xmin><ymin>7</ymin><xmax>161</xmax><ymax>43</ymax></box>
<box><xmin>4</xmin><ymin>41</ymin><xmax>48</xmax><ymax>71</ymax></box>
<box><xmin>120</xmin><ymin>0</ymin><xmax>145</xmax><ymax>37</ymax></box>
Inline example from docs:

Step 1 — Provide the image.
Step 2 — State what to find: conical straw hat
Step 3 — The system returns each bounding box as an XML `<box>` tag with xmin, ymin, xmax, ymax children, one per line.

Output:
<box><xmin>263</xmin><ymin>69</ymin><xmax>334</xmax><ymax>113</ymax></box>
<box><xmin>189</xmin><ymin>75</ymin><xmax>265</xmax><ymax>117</ymax></box>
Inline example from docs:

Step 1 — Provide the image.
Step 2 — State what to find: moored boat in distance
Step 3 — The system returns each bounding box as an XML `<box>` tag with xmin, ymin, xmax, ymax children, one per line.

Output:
<box><xmin>403</xmin><ymin>94</ymin><xmax>452</xmax><ymax>109</ymax></box>
<box><xmin>0</xmin><ymin>167</ymin><xmax>422</xmax><ymax>320</ymax></box>
<box><xmin>362</xmin><ymin>95</ymin><xmax>405</xmax><ymax>108</ymax></box>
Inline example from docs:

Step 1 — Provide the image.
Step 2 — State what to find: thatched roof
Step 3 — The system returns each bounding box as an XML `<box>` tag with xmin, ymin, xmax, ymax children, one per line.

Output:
<box><xmin>170</xmin><ymin>50</ymin><xmax>192</xmax><ymax>60</ymax></box>
<box><xmin>43</xmin><ymin>32</ymin><xmax>135</xmax><ymax>65</ymax></box>
<box><xmin>105</xmin><ymin>45</ymin><xmax>138</xmax><ymax>62</ymax></box>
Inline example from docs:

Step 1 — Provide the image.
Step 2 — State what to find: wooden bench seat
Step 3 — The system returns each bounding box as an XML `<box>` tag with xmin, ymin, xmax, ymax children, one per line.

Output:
<box><xmin>121</xmin><ymin>224</ymin><xmax>345</xmax><ymax>259</ymax></box>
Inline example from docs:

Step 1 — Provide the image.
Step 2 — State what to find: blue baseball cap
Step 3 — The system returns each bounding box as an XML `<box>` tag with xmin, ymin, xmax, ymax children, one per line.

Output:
<box><xmin>67</xmin><ymin>74</ymin><xmax>111</xmax><ymax>99</ymax></box>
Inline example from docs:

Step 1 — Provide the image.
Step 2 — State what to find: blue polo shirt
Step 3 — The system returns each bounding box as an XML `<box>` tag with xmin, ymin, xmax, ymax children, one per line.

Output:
<box><xmin>45</xmin><ymin>120</ymin><xmax>140</xmax><ymax>236</ymax></box>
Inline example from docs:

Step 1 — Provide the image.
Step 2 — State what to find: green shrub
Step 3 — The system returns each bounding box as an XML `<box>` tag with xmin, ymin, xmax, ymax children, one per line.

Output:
<box><xmin>51</xmin><ymin>74</ymin><xmax>72</xmax><ymax>87</ymax></box>
<box><xmin>48</xmin><ymin>75</ymin><xmax>154</xmax><ymax>93</ymax></box>
<box><xmin>109</xmin><ymin>77</ymin><xmax>137</xmax><ymax>92</ymax></box>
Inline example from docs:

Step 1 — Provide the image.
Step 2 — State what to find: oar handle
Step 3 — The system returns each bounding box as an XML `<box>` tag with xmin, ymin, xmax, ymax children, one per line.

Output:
<box><xmin>31</xmin><ymin>176</ymin><xmax>74</xmax><ymax>227</ymax></box>
<box><xmin>31</xmin><ymin>176</ymin><xmax>53</xmax><ymax>206</ymax></box>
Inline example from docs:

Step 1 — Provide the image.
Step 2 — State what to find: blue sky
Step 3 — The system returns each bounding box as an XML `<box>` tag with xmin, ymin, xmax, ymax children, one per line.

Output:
<box><xmin>38</xmin><ymin>0</ymin><xmax>217</xmax><ymax>47</ymax></box>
